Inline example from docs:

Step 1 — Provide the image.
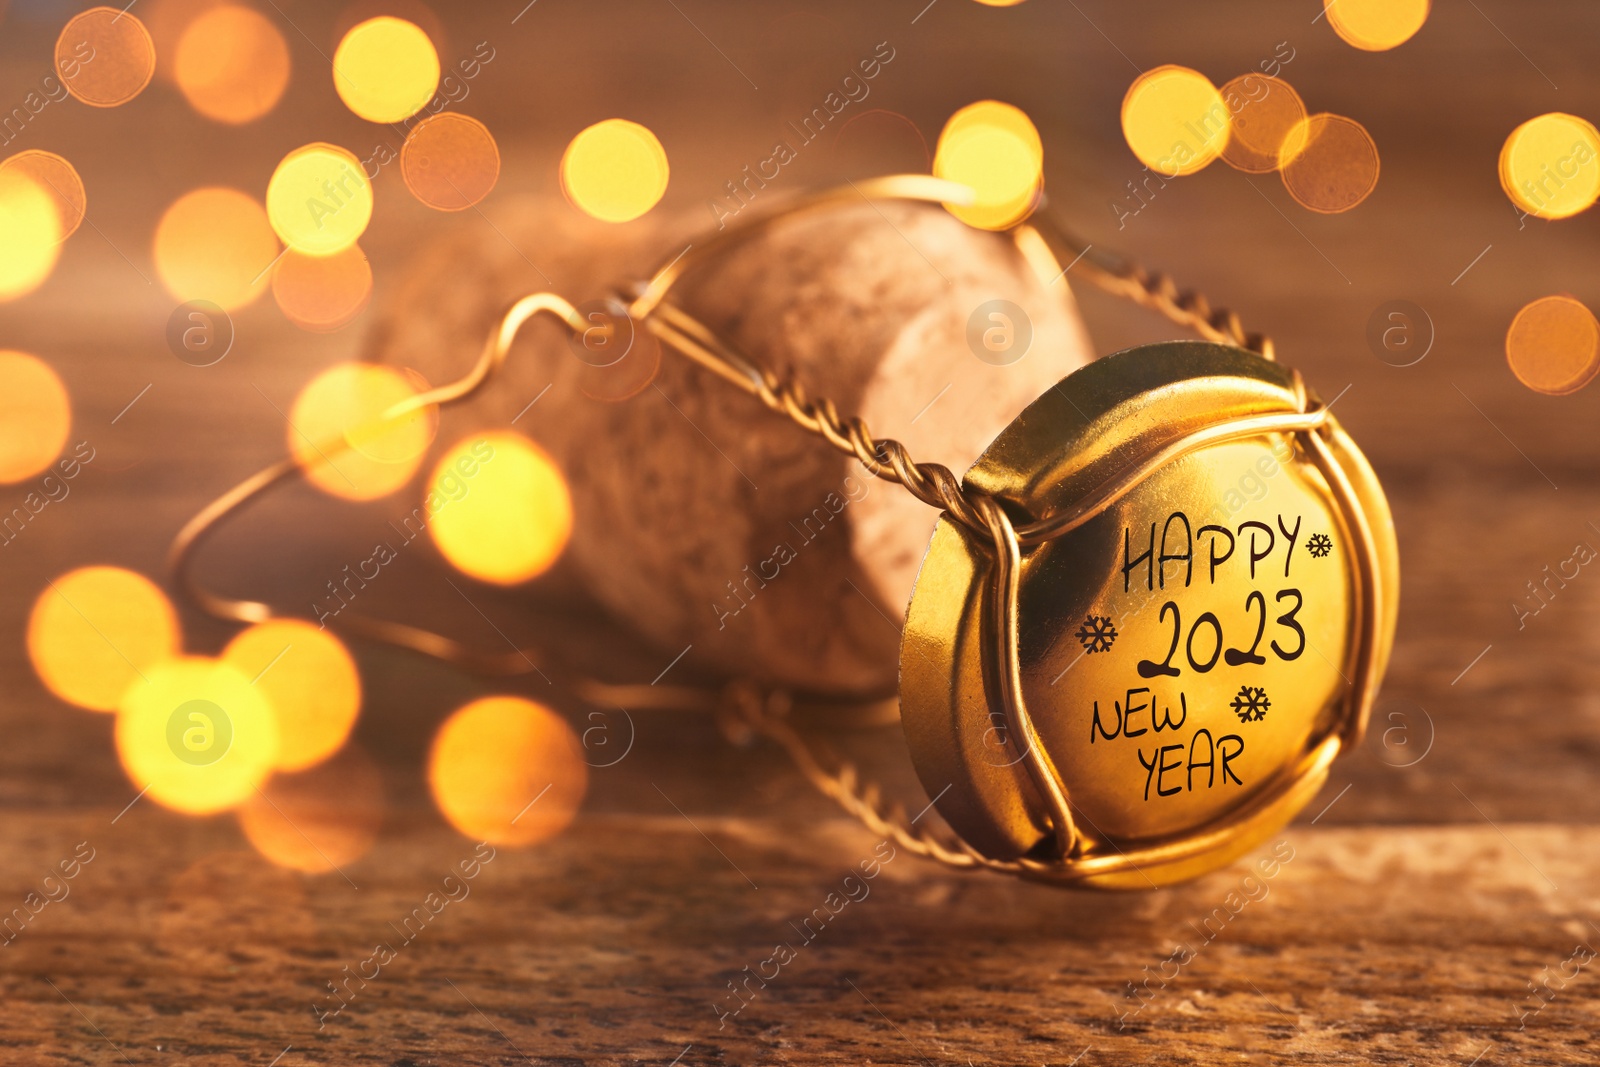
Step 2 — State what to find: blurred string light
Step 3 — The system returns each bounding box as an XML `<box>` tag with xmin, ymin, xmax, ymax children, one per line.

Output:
<box><xmin>143</xmin><ymin>0</ymin><xmax>227</xmax><ymax>84</ymax></box>
<box><xmin>1506</xmin><ymin>295</ymin><xmax>1600</xmax><ymax>396</ymax></box>
<box><xmin>401</xmin><ymin>112</ymin><xmax>501</xmax><ymax>211</ymax></box>
<box><xmin>221</xmin><ymin>619</ymin><xmax>361</xmax><ymax>771</ymax></box>
<box><xmin>1324</xmin><ymin>0</ymin><xmax>1429</xmax><ymax>51</ymax></box>
<box><xmin>427</xmin><ymin>431</ymin><xmax>573</xmax><ymax>585</ymax></box>
<box><xmin>932</xmin><ymin>100</ymin><xmax>1043</xmax><ymax>230</ymax></box>
<box><xmin>55</xmin><ymin>7</ymin><xmax>156</xmax><ymax>107</ymax></box>
<box><xmin>1500</xmin><ymin>113</ymin><xmax>1600</xmax><ymax>221</ymax></box>
<box><xmin>560</xmin><ymin>119</ymin><xmax>670</xmax><ymax>223</ymax></box>
<box><xmin>428</xmin><ymin>696</ymin><xmax>587</xmax><ymax>847</ymax></box>
<box><xmin>115</xmin><ymin>655</ymin><xmax>279</xmax><ymax>814</ymax></box>
<box><xmin>273</xmin><ymin>244</ymin><xmax>374</xmax><ymax>332</ymax></box>
<box><xmin>267</xmin><ymin>143</ymin><xmax>373</xmax><ymax>256</ymax></box>
<box><xmin>238</xmin><ymin>744</ymin><xmax>383</xmax><ymax>872</ymax></box>
<box><xmin>333</xmin><ymin>16</ymin><xmax>440</xmax><ymax>123</ymax></box>
<box><xmin>1121</xmin><ymin>65</ymin><xmax>1230</xmax><ymax>177</ymax></box>
<box><xmin>174</xmin><ymin>3</ymin><xmax>291</xmax><ymax>124</ymax></box>
<box><xmin>0</xmin><ymin>170</ymin><xmax>62</xmax><ymax>301</ymax></box>
<box><xmin>1218</xmin><ymin>74</ymin><xmax>1306</xmax><ymax>174</ymax></box>
<box><xmin>0</xmin><ymin>350</ymin><xmax>69</xmax><ymax>483</ymax></box>
<box><xmin>0</xmin><ymin>151</ymin><xmax>85</xmax><ymax>242</ymax></box>
<box><xmin>330</xmin><ymin>0</ymin><xmax>449</xmax><ymax>54</ymax></box>
<box><xmin>287</xmin><ymin>363</ymin><xmax>437</xmax><ymax>500</ymax></box>
<box><xmin>153</xmin><ymin>187</ymin><xmax>279</xmax><ymax>309</ymax></box>
<box><xmin>1278</xmin><ymin>113</ymin><xmax>1381</xmax><ymax>213</ymax></box>
<box><xmin>27</xmin><ymin>566</ymin><xmax>181</xmax><ymax>712</ymax></box>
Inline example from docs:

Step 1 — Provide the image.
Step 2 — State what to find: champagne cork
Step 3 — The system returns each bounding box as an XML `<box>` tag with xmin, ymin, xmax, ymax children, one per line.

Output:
<box><xmin>370</xmin><ymin>195</ymin><xmax>1094</xmax><ymax>696</ymax></box>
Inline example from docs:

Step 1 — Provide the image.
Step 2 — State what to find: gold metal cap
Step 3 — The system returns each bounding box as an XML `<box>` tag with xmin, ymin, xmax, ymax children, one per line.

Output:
<box><xmin>901</xmin><ymin>340</ymin><xmax>1398</xmax><ymax>887</ymax></box>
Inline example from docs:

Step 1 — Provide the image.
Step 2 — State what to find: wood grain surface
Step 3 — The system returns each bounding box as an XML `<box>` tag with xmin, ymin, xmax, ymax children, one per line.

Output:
<box><xmin>2</xmin><ymin>0</ymin><xmax>1599</xmax><ymax>1063</ymax></box>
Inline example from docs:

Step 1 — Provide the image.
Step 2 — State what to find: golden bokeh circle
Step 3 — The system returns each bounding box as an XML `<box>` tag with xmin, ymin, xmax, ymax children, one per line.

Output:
<box><xmin>267</xmin><ymin>143</ymin><xmax>373</xmax><ymax>256</ymax></box>
<box><xmin>222</xmin><ymin>619</ymin><xmax>361</xmax><ymax>772</ymax></box>
<box><xmin>174</xmin><ymin>4</ymin><xmax>291</xmax><ymax>125</ymax></box>
<box><xmin>28</xmin><ymin>566</ymin><xmax>181</xmax><ymax>712</ymax></box>
<box><xmin>143</xmin><ymin>0</ymin><xmax>230</xmax><ymax>84</ymax></box>
<box><xmin>153</xmin><ymin>187</ymin><xmax>279</xmax><ymax>310</ymax></box>
<box><xmin>1325</xmin><ymin>0</ymin><xmax>1429</xmax><ymax>51</ymax></box>
<box><xmin>1121</xmin><ymin>65</ymin><xmax>1230</xmax><ymax>177</ymax></box>
<box><xmin>0</xmin><ymin>151</ymin><xmax>86</xmax><ymax>242</ymax></box>
<box><xmin>1279</xmin><ymin>113</ymin><xmax>1381</xmax><ymax>213</ymax></box>
<box><xmin>239</xmin><ymin>745</ymin><xmax>384</xmax><ymax>872</ymax></box>
<box><xmin>0</xmin><ymin>350</ymin><xmax>70</xmax><ymax>484</ymax></box>
<box><xmin>333</xmin><ymin>16</ymin><xmax>440</xmax><ymax>123</ymax></box>
<box><xmin>288</xmin><ymin>363</ymin><xmax>437</xmax><ymax>500</ymax></box>
<box><xmin>272</xmin><ymin>244</ymin><xmax>373</xmax><ymax>332</ymax></box>
<box><xmin>115</xmin><ymin>655</ymin><xmax>279</xmax><ymax>815</ymax></box>
<box><xmin>1219</xmin><ymin>74</ymin><xmax>1307</xmax><ymax>174</ymax></box>
<box><xmin>401</xmin><ymin>112</ymin><xmax>501</xmax><ymax>211</ymax></box>
<box><xmin>1500</xmin><ymin>113</ymin><xmax>1600</xmax><ymax>221</ymax></box>
<box><xmin>427</xmin><ymin>432</ymin><xmax>573</xmax><ymax>586</ymax></box>
<box><xmin>1505</xmin><ymin>295</ymin><xmax>1600</xmax><ymax>396</ymax></box>
<box><xmin>0</xmin><ymin>170</ymin><xmax>63</xmax><ymax>301</ymax></box>
<box><xmin>428</xmin><ymin>696</ymin><xmax>587</xmax><ymax>847</ymax></box>
<box><xmin>560</xmin><ymin>119</ymin><xmax>670</xmax><ymax>223</ymax></box>
<box><xmin>56</xmin><ymin>7</ymin><xmax>157</xmax><ymax>107</ymax></box>
<box><xmin>933</xmin><ymin>100</ymin><xmax>1044</xmax><ymax>230</ymax></box>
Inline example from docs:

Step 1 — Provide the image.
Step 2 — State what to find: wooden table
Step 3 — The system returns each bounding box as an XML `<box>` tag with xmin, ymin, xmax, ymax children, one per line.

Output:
<box><xmin>3</xmin><ymin>0</ymin><xmax>1599</xmax><ymax>1062</ymax></box>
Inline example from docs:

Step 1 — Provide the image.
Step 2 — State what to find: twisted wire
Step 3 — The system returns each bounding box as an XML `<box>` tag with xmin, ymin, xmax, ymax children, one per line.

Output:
<box><xmin>644</xmin><ymin>213</ymin><xmax>1285</xmax><ymax>873</ymax></box>
<box><xmin>1061</xmin><ymin>243</ymin><xmax>1277</xmax><ymax>361</ymax></box>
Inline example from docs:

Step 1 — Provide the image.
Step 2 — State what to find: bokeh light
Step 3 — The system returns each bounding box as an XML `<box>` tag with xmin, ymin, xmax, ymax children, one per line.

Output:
<box><xmin>222</xmin><ymin>619</ymin><xmax>361</xmax><ymax>771</ymax></box>
<box><xmin>267</xmin><ymin>143</ymin><xmax>373</xmax><ymax>256</ymax></box>
<box><xmin>1325</xmin><ymin>0</ymin><xmax>1429</xmax><ymax>51</ymax></box>
<box><xmin>115</xmin><ymin>656</ymin><xmax>279</xmax><ymax>814</ymax></box>
<box><xmin>239</xmin><ymin>745</ymin><xmax>383</xmax><ymax>872</ymax></box>
<box><xmin>401</xmin><ymin>112</ymin><xmax>501</xmax><ymax>211</ymax></box>
<box><xmin>1506</xmin><ymin>295</ymin><xmax>1600</xmax><ymax>396</ymax></box>
<box><xmin>0</xmin><ymin>170</ymin><xmax>63</xmax><ymax>301</ymax></box>
<box><xmin>560</xmin><ymin>119</ymin><xmax>670</xmax><ymax>223</ymax></box>
<box><xmin>933</xmin><ymin>100</ymin><xmax>1043</xmax><ymax>230</ymax></box>
<box><xmin>273</xmin><ymin>244</ymin><xmax>373</xmax><ymax>332</ymax></box>
<box><xmin>330</xmin><ymin>0</ymin><xmax>448</xmax><ymax>56</ymax></box>
<box><xmin>174</xmin><ymin>4</ymin><xmax>291</xmax><ymax>124</ymax></box>
<box><xmin>28</xmin><ymin>566</ymin><xmax>180</xmax><ymax>712</ymax></box>
<box><xmin>1121</xmin><ymin>65</ymin><xmax>1230</xmax><ymax>177</ymax></box>
<box><xmin>0</xmin><ymin>350</ymin><xmax>70</xmax><ymax>483</ymax></box>
<box><xmin>143</xmin><ymin>0</ymin><xmax>228</xmax><ymax>84</ymax></box>
<box><xmin>56</xmin><ymin>7</ymin><xmax>157</xmax><ymax>107</ymax></box>
<box><xmin>333</xmin><ymin>16</ymin><xmax>440</xmax><ymax>123</ymax></box>
<box><xmin>0</xmin><ymin>151</ymin><xmax>86</xmax><ymax>242</ymax></box>
<box><xmin>428</xmin><ymin>432</ymin><xmax>572</xmax><ymax>585</ymax></box>
<box><xmin>153</xmin><ymin>187</ymin><xmax>280</xmax><ymax>310</ymax></box>
<box><xmin>1279</xmin><ymin>113</ymin><xmax>1380</xmax><ymax>213</ymax></box>
<box><xmin>288</xmin><ymin>363</ymin><xmax>437</xmax><ymax>500</ymax></box>
<box><xmin>1500</xmin><ymin>113</ymin><xmax>1600</xmax><ymax>221</ymax></box>
<box><xmin>428</xmin><ymin>696</ymin><xmax>586</xmax><ymax>847</ymax></box>
<box><xmin>1219</xmin><ymin>74</ymin><xmax>1307</xmax><ymax>174</ymax></box>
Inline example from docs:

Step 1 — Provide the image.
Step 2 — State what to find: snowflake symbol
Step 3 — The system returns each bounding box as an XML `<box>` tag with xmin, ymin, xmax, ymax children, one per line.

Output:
<box><xmin>1307</xmin><ymin>533</ymin><xmax>1333</xmax><ymax>559</ymax></box>
<box><xmin>1231</xmin><ymin>685</ymin><xmax>1271</xmax><ymax>723</ymax></box>
<box><xmin>1075</xmin><ymin>614</ymin><xmax>1118</xmax><ymax>654</ymax></box>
